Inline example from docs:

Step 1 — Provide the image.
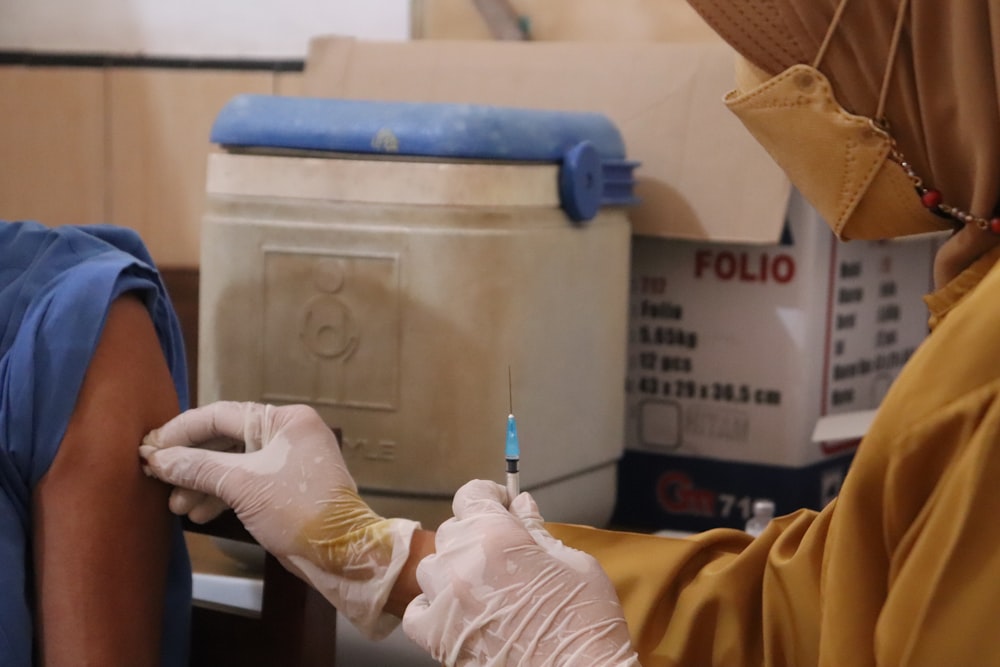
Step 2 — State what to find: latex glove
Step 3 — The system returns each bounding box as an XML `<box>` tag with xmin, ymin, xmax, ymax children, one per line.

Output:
<box><xmin>140</xmin><ymin>401</ymin><xmax>419</xmax><ymax>639</ymax></box>
<box><xmin>403</xmin><ymin>479</ymin><xmax>640</xmax><ymax>666</ymax></box>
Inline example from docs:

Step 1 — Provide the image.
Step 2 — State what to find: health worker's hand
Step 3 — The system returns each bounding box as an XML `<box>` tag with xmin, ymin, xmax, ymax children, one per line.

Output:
<box><xmin>403</xmin><ymin>479</ymin><xmax>640</xmax><ymax>667</ymax></box>
<box><xmin>140</xmin><ymin>401</ymin><xmax>419</xmax><ymax>639</ymax></box>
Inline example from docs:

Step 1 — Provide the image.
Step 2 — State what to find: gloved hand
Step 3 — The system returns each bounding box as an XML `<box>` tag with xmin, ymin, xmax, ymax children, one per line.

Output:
<box><xmin>139</xmin><ymin>401</ymin><xmax>419</xmax><ymax>639</ymax></box>
<box><xmin>403</xmin><ymin>479</ymin><xmax>640</xmax><ymax>666</ymax></box>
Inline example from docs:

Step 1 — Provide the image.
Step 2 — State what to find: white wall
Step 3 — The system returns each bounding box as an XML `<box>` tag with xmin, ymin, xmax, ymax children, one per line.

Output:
<box><xmin>0</xmin><ymin>0</ymin><xmax>411</xmax><ymax>57</ymax></box>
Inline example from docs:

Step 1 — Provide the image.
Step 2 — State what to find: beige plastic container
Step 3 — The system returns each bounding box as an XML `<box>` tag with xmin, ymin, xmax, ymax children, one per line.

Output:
<box><xmin>199</xmin><ymin>126</ymin><xmax>631</xmax><ymax>529</ymax></box>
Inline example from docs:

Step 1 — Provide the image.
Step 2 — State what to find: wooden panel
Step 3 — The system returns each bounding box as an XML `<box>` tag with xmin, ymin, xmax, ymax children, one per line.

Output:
<box><xmin>188</xmin><ymin>531</ymin><xmax>338</xmax><ymax>667</ymax></box>
<box><xmin>275</xmin><ymin>71</ymin><xmax>306</xmax><ymax>97</ymax></box>
<box><xmin>107</xmin><ymin>68</ymin><xmax>273</xmax><ymax>267</ymax></box>
<box><xmin>0</xmin><ymin>67</ymin><xmax>106</xmax><ymax>225</ymax></box>
<box><xmin>414</xmin><ymin>0</ymin><xmax>722</xmax><ymax>42</ymax></box>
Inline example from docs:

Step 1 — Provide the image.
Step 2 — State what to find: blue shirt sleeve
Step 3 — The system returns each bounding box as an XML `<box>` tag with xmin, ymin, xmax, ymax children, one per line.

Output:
<box><xmin>0</xmin><ymin>220</ymin><xmax>191</xmax><ymax>665</ymax></box>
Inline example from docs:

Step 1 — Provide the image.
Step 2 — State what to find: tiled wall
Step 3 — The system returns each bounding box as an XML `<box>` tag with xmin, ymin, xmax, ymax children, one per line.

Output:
<box><xmin>0</xmin><ymin>62</ymin><xmax>304</xmax><ymax>267</ymax></box>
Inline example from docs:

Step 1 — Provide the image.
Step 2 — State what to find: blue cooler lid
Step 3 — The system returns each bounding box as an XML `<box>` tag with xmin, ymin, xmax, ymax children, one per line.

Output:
<box><xmin>210</xmin><ymin>94</ymin><xmax>638</xmax><ymax>222</ymax></box>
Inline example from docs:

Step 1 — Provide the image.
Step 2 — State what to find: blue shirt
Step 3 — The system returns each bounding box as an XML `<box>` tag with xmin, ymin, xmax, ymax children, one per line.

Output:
<box><xmin>0</xmin><ymin>221</ymin><xmax>191</xmax><ymax>665</ymax></box>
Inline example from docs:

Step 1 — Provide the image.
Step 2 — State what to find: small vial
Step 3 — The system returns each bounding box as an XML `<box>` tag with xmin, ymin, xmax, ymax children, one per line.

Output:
<box><xmin>745</xmin><ymin>499</ymin><xmax>775</xmax><ymax>537</ymax></box>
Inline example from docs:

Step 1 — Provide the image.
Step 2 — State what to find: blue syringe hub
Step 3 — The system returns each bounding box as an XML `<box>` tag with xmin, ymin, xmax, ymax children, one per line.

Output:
<box><xmin>505</xmin><ymin>413</ymin><xmax>520</xmax><ymax>460</ymax></box>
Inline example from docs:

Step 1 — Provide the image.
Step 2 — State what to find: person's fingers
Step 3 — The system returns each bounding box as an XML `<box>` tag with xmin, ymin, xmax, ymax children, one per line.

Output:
<box><xmin>167</xmin><ymin>487</ymin><xmax>207</xmax><ymax>515</ymax></box>
<box><xmin>507</xmin><ymin>490</ymin><xmax>594</xmax><ymax>569</ymax></box>
<box><xmin>184</xmin><ymin>495</ymin><xmax>231</xmax><ymax>524</ymax></box>
<box><xmin>400</xmin><ymin>594</ymin><xmax>443</xmax><ymax>661</ymax></box>
<box><xmin>142</xmin><ymin>444</ymin><xmax>249</xmax><ymax>510</ymax></box>
<box><xmin>430</xmin><ymin>515</ymin><xmax>467</xmax><ymax>554</ymax></box>
<box><xmin>143</xmin><ymin>401</ymin><xmax>267</xmax><ymax>452</ymax></box>
<box><xmin>412</xmin><ymin>549</ymin><xmax>446</xmax><ymax>600</ymax></box>
<box><xmin>508</xmin><ymin>491</ymin><xmax>544</xmax><ymax>531</ymax></box>
<box><xmin>402</xmin><ymin>593</ymin><xmax>430</xmax><ymax>618</ymax></box>
<box><xmin>451</xmin><ymin>479</ymin><xmax>509</xmax><ymax>519</ymax></box>
<box><xmin>167</xmin><ymin>488</ymin><xmax>230</xmax><ymax>522</ymax></box>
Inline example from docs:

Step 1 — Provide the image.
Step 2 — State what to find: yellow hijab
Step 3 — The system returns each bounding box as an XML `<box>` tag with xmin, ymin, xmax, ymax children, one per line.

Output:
<box><xmin>687</xmin><ymin>0</ymin><xmax>1000</xmax><ymax>225</ymax></box>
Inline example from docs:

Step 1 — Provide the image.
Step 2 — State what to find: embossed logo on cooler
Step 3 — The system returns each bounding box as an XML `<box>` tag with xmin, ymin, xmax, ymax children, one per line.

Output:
<box><xmin>262</xmin><ymin>249</ymin><xmax>400</xmax><ymax>410</ymax></box>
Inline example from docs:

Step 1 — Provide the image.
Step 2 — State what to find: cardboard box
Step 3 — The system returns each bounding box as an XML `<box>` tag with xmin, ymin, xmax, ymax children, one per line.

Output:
<box><xmin>412</xmin><ymin>0</ymin><xmax>721</xmax><ymax>43</ymax></box>
<box><xmin>301</xmin><ymin>37</ymin><xmax>939</xmax><ymax>530</ymax></box>
<box><xmin>615</xmin><ymin>193</ymin><xmax>936</xmax><ymax>531</ymax></box>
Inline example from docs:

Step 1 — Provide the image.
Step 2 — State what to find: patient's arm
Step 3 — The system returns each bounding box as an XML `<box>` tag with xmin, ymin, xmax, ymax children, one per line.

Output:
<box><xmin>31</xmin><ymin>293</ymin><xmax>181</xmax><ymax>666</ymax></box>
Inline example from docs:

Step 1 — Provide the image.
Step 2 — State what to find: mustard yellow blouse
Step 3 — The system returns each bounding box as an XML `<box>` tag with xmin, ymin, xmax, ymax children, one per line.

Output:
<box><xmin>551</xmin><ymin>245</ymin><xmax>1000</xmax><ymax>666</ymax></box>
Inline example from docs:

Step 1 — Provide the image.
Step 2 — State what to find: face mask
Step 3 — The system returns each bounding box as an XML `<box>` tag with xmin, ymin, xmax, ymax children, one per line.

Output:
<box><xmin>724</xmin><ymin>62</ymin><xmax>951</xmax><ymax>241</ymax></box>
<box><xmin>722</xmin><ymin>0</ymin><xmax>957</xmax><ymax>241</ymax></box>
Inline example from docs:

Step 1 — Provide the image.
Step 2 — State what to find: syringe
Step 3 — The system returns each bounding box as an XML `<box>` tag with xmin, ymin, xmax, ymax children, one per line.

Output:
<box><xmin>505</xmin><ymin>367</ymin><xmax>520</xmax><ymax>502</ymax></box>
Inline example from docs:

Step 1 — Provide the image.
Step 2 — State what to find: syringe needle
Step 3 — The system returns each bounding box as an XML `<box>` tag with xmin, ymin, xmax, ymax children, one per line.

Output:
<box><xmin>506</xmin><ymin>366</ymin><xmax>520</xmax><ymax>502</ymax></box>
